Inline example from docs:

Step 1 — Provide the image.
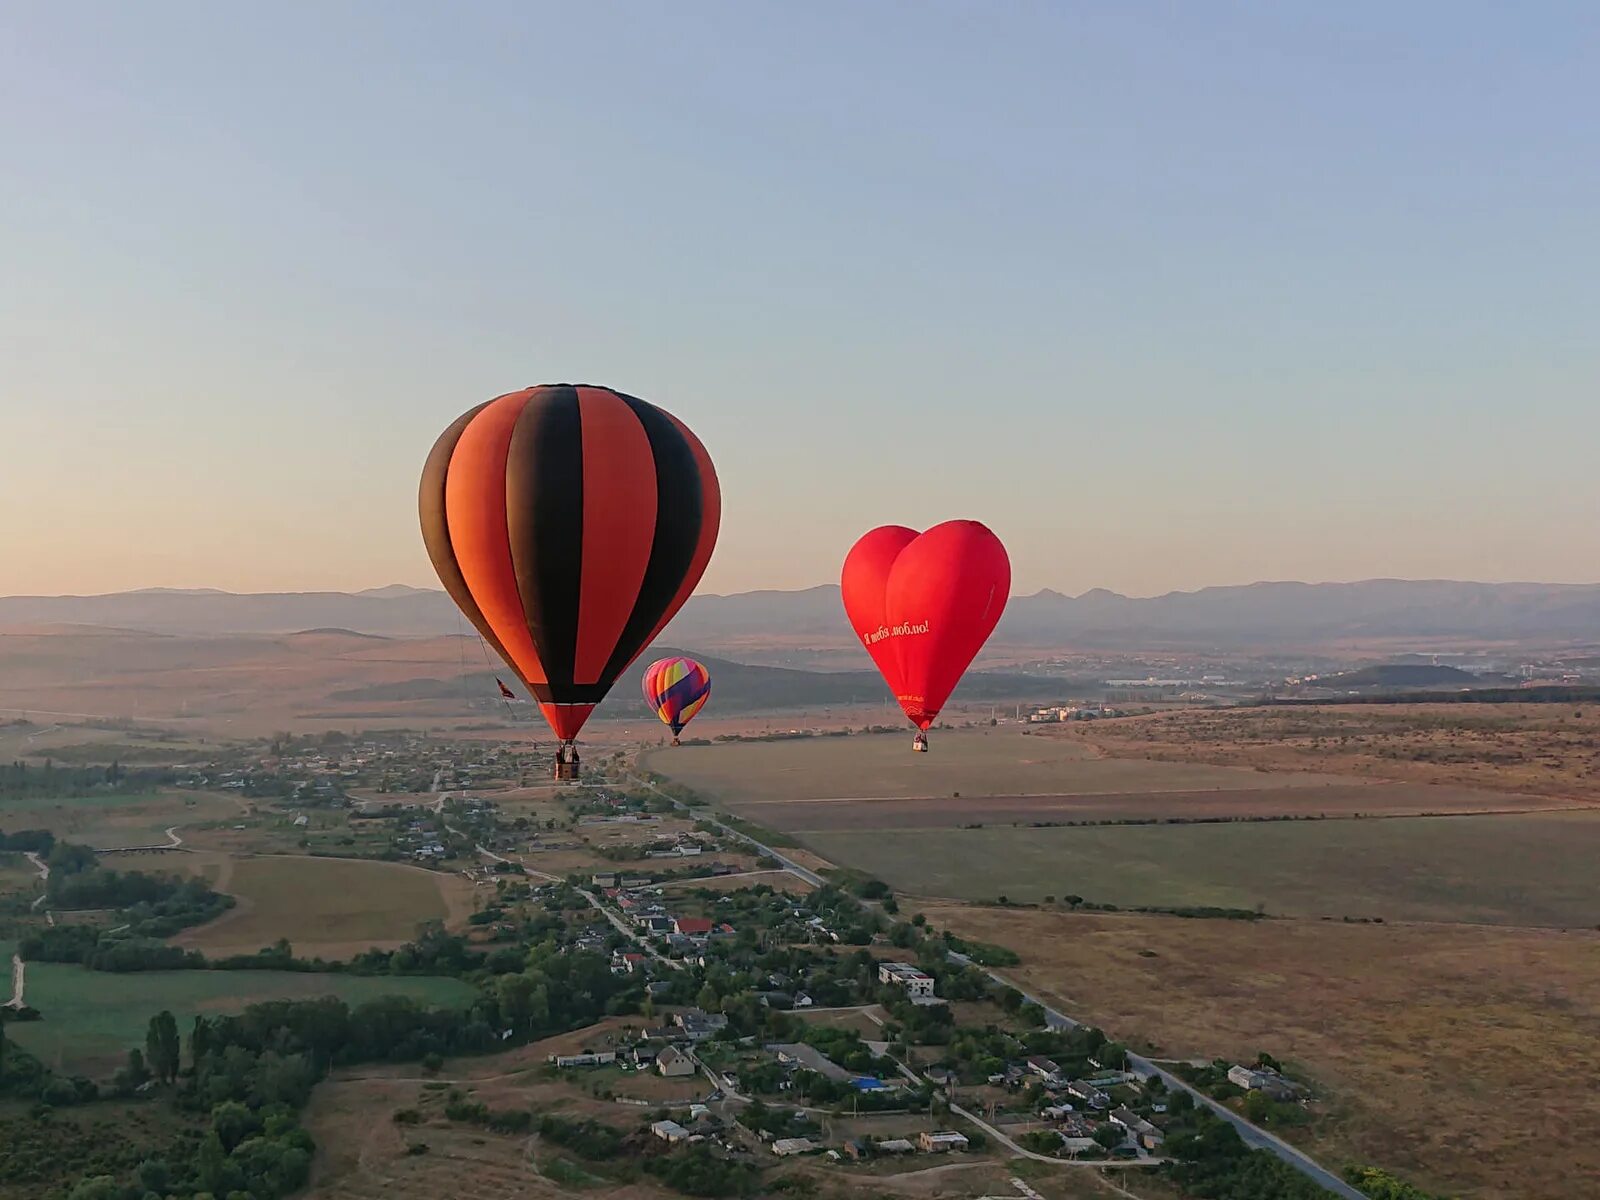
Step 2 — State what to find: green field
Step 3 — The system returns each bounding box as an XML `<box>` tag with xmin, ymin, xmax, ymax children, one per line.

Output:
<box><xmin>646</xmin><ymin>727</ymin><xmax>1352</xmax><ymax>803</ymax></box>
<box><xmin>799</xmin><ymin>810</ymin><xmax>1600</xmax><ymax>927</ymax></box>
<box><xmin>8</xmin><ymin>964</ymin><xmax>475</xmax><ymax>1073</ymax></box>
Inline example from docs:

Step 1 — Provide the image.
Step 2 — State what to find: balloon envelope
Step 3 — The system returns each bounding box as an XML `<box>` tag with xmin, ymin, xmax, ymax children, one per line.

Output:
<box><xmin>420</xmin><ymin>384</ymin><xmax>719</xmax><ymax>741</ymax></box>
<box><xmin>643</xmin><ymin>656</ymin><xmax>712</xmax><ymax>736</ymax></box>
<box><xmin>841</xmin><ymin>520</ymin><xmax>1010</xmax><ymax>730</ymax></box>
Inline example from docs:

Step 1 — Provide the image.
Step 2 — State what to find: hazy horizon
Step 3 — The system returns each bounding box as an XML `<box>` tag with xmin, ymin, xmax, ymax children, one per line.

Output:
<box><xmin>5</xmin><ymin>4</ymin><xmax>1597</xmax><ymax>599</ymax></box>
<box><xmin>9</xmin><ymin>572</ymin><xmax>1600</xmax><ymax>604</ymax></box>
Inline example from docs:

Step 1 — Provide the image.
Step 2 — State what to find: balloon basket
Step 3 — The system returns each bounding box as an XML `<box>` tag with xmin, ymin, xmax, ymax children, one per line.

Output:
<box><xmin>553</xmin><ymin>762</ymin><xmax>581</xmax><ymax>781</ymax></box>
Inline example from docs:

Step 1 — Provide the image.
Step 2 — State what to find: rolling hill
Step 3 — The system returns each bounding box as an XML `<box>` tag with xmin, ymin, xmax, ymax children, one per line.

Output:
<box><xmin>5</xmin><ymin>578</ymin><xmax>1600</xmax><ymax>649</ymax></box>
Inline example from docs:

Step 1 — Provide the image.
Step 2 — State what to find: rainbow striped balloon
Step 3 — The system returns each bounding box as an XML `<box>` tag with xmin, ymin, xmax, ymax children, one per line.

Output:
<box><xmin>642</xmin><ymin>656</ymin><xmax>712</xmax><ymax>740</ymax></box>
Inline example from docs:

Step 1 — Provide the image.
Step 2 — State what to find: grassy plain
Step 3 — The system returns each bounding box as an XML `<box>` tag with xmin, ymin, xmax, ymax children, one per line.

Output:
<box><xmin>171</xmin><ymin>854</ymin><xmax>479</xmax><ymax>958</ymax></box>
<box><xmin>801</xmin><ymin>810</ymin><xmax>1600</xmax><ymax>925</ymax></box>
<box><xmin>0</xmin><ymin>788</ymin><xmax>244</xmax><ymax>850</ymax></box>
<box><xmin>1076</xmin><ymin>704</ymin><xmax>1600</xmax><ymax>801</ymax></box>
<box><xmin>644</xmin><ymin>728</ymin><xmax>1355</xmax><ymax>805</ymax></box>
<box><xmin>922</xmin><ymin>903</ymin><xmax>1600</xmax><ymax>1200</ymax></box>
<box><xmin>737</xmin><ymin>781</ymin><xmax>1552</xmax><ymax>834</ymax></box>
<box><xmin>8</xmin><ymin>965</ymin><xmax>474</xmax><ymax>1074</ymax></box>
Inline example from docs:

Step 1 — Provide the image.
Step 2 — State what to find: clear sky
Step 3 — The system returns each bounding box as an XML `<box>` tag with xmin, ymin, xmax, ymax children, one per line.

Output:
<box><xmin>3</xmin><ymin>2</ymin><xmax>1597</xmax><ymax>599</ymax></box>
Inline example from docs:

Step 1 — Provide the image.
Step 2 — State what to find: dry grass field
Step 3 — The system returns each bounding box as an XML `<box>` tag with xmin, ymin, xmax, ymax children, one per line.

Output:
<box><xmin>647</xmin><ymin>727</ymin><xmax>1356</xmax><ymax>805</ymax></box>
<box><xmin>922</xmin><ymin>902</ymin><xmax>1600</xmax><ymax>1200</ymax></box>
<box><xmin>171</xmin><ymin>854</ymin><xmax>479</xmax><ymax>958</ymax></box>
<box><xmin>0</xmin><ymin>788</ymin><xmax>244</xmax><ymax>849</ymax></box>
<box><xmin>1074</xmin><ymin>704</ymin><xmax>1600</xmax><ymax>802</ymax></box>
<box><xmin>734</xmin><ymin>781</ymin><xmax>1556</xmax><ymax>834</ymax></box>
<box><xmin>804</xmin><ymin>810</ymin><xmax>1600</xmax><ymax>925</ymax></box>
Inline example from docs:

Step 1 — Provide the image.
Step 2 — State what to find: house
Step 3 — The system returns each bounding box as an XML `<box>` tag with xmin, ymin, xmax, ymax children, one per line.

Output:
<box><xmin>591</xmin><ymin>872</ymin><xmax>618</xmax><ymax>888</ymax></box>
<box><xmin>629</xmin><ymin>1044</ymin><xmax>658</xmax><ymax>1067</ymax></box>
<box><xmin>1025</xmin><ymin>1055</ymin><xmax>1063</xmax><ymax>1081</ymax></box>
<box><xmin>769</xmin><ymin>1043</ymin><xmax>852</xmax><ymax>1083</ymax></box>
<box><xmin>1057</xmin><ymin>1114</ymin><xmax>1097</xmax><ymax>1139</ymax></box>
<box><xmin>878</xmin><ymin>961</ymin><xmax>935</xmax><ymax>997</ymax></box>
<box><xmin>673</xmin><ymin>916</ymin><xmax>714</xmax><ymax>937</ymax></box>
<box><xmin>1066</xmin><ymin>1080</ymin><xmax>1111</xmax><ymax>1109</ymax></box>
<box><xmin>1139</xmin><ymin>1129</ymin><xmax>1166</xmax><ymax>1152</ymax></box>
<box><xmin>1228</xmin><ymin>1065</ymin><xmax>1307</xmax><ymax>1100</ymax></box>
<box><xmin>842</xmin><ymin>1139</ymin><xmax>871</xmax><ymax>1160</ymax></box>
<box><xmin>657</xmin><ymin>1046</ymin><xmax>697</xmax><ymax>1078</ymax></box>
<box><xmin>1110</xmin><ymin>1107</ymin><xmax>1156</xmax><ymax>1139</ymax></box>
<box><xmin>674</xmin><ymin>1009</ymin><xmax>729</xmax><ymax>1041</ymax></box>
<box><xmin>876</xmin><ymin>1139</ymin><xmax>915</xmax><ymax>1155</ymax></box>
<box><xmin>646</xmin><ymin>980</ymin><xmax>674</xmax><ymax>999</ymax></box>
<box><xmin>613</xmin><ymin>952</ymin><xmax>648</xmax><ymax>974</ymax></box>
<box><xmin>793</xmin><ymin>993</ymin><xmax>814</xmax><ymax>1008</ymax></box>
<box><xmin>924</xmin><ymin>1067</ymin><xmax>959</xmax><ymax>1088</ymax></box>
<box><xmin>549</xmin><ymin>1051</ymin><xmax>615</xmax><ymax>1068</ymax></box>
<box><xmin>771</xmin><ymin>1137</ymin><xmax>816</xmax><ymax>1157</ymax></box>
<box><xmin>918</xmin><ymin>1131</ymin><xmax>969</xmax><ymax>1153</ymax></box>
<box><xmin>652</xmin><ymin>1120</ymin><xmax>691</xmax><ymax>1143</ymax></box>
<box><xmin>850</xmin><ymin>1077</ymin><xmax>892</xmax><ymax>1093</ymax></box>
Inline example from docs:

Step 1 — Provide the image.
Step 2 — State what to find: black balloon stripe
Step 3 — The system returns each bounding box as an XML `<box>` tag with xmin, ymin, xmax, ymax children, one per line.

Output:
<box><xmin>602</xmin><ymin>391</ymin><xmax>705</xmax><ymax>684</ymax></box>
<box><xmin>506</xmin><ymin>385</ymin><xmax>585</xmax><ymax>691</ymax></box>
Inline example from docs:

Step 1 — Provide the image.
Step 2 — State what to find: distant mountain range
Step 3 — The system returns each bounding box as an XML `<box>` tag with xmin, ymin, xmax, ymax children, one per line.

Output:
<box><xmin>3</xmin><ymin>579</ymin><xmax>1599</xmax><ymax>648</ymax></box>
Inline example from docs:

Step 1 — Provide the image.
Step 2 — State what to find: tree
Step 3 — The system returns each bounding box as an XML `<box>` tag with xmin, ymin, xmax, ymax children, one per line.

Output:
<box><xmin>191</xmin><ymin>1015</ymin><xmax>212</xmax><ymax>1069</ymax></box>
<box><xmin>65</xmin><ymin>1177</ymin><xmax>122</xmax><ymax>1200</ymax></box>
<box><xmin>1064</xmin><ymin>894</ymin><xmax>1084</xmax><ymax>909</ymax></box>
<box><xmin>1092</xmin><ymin>1123</ymin><xmax>1125</xmax><ymax>1149</ymax></box>
<box><xmin>114</xmin><ymin>1047</ymin><xmax>151</xmax><ymax>1095</ymax></box>
<box><xmin>147</xmin><ymin>1010</ymin><xmax>181</xmax><ymax>1084</ymax></box>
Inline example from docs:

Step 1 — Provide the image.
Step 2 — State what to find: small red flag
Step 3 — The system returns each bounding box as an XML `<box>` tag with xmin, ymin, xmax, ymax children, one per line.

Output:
<box><xmin>496</xmin><ymin>678</ymin><xmax>517</xmax><ymax>701</ymax></box>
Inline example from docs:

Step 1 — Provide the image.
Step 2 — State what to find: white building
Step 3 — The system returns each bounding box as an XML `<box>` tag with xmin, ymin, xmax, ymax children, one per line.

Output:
<box><xmin>878</xmin><ymin>961</ymin><xmax>936</xmax><ymax>998</ymax></box>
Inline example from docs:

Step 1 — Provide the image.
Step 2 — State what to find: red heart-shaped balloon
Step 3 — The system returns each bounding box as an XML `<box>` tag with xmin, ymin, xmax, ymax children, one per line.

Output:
<box><xmin>841</xmin><ymin>520</ymin><xmax>1011</xmax><ymax>730</ymax></box>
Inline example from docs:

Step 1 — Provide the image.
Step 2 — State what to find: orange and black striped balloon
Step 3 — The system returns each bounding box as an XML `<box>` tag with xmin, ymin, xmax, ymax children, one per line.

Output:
<box><xmin>419</xmin><ymin>385</ymin><xmax>719</xmax><ymax>742</ymax></box>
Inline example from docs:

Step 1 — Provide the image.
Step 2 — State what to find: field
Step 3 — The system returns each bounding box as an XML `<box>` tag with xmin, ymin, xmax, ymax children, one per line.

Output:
<box><xmin>733</xmin><ymin>781</ymin><xmax>1556</xmax><ymax>834</ymax></box>
<box><xmin>800</xmin><ymin>809</ymin><xmax>1600</xmax><ymax>926</ymax></box>
<box><xmin>1076</xmin><ymin>705</ymin><xmax>1600</xmax><ymax>802</ymax></box>
<box><xmin>644</xmin><ymin>728</ymin><xmax>1356</xmax><ymax>805</ymax></box>
<box><xmin>0</xmin><ymin>788</ymin><xmax>243</xmax><ymax>849</ymax></box>
<box><xmin>170</xmin><ymin>854</ymin><xmax>480</xmax><ymax>959</ymax></box>
<box><xmin>8</xmin><ymin>964</ymin><xmax>474</xmax><ymax>1074</ymax></box>
<box><xmin>922</xmin><ymin>903</ymin><xmax>1600</xmax><ymax>1200</ymax></box>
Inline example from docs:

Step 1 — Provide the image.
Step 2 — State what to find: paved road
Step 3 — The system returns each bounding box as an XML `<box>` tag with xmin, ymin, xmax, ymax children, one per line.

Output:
<box><xmin>947</xmin><ymin>953</ymin><xmax>1364</xmax><ymax>1199</ymax></box>
<box><xmin>622</xmin><ymin>767</ymin><xmax>1359</xmax><ymax>1191</ymax></box>
<box><xmin>5</xmin><ymin>954</ymin><xmax>23</xmax><ymax>1008</ymax></box>
<box><xmin>25</xmin><ymin>851</ymin><xmax>48</xmax><ymax>911</ymax></box>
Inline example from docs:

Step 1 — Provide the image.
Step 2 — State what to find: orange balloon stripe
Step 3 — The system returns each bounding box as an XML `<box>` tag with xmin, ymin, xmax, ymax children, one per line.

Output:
<box><xmin>443</xmin><ymin>391</ymin><xmax>549</xmax><ymax>686</ymax></box>
<box><xmin>572</xmin><ymin>387</ymin><xmax>659</xmax><ymax>685</ymax></box>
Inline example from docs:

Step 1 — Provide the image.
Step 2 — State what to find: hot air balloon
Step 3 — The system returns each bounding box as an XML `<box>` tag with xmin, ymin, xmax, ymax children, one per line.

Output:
<box><xmin>841</xmin><ymin>521</ymin><xmax>1010</xmax><ymax>751</ymax></box>
<box><xmin>643</xmin><ymin>656</ymin><xmax>711</xmax><ymax>745</ymax></box>
<box><xmin>420</xmin><ymin>385</ymin><xmax>719</xmax><ymax>777</ymax></box>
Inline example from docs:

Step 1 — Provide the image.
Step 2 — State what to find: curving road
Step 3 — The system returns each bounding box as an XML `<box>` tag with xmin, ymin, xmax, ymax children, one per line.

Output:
<box><xmin>946</xmin><ymin>952</ymin><xmax>1364</xmax><ymax>1199</ymax></box>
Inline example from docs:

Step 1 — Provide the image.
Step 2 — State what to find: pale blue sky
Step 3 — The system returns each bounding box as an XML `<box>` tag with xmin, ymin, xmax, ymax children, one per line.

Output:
<box><xmin>3</xmin><ymin>2</ymin><xmax>1596</xmax><ymax>597</ymax></box>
